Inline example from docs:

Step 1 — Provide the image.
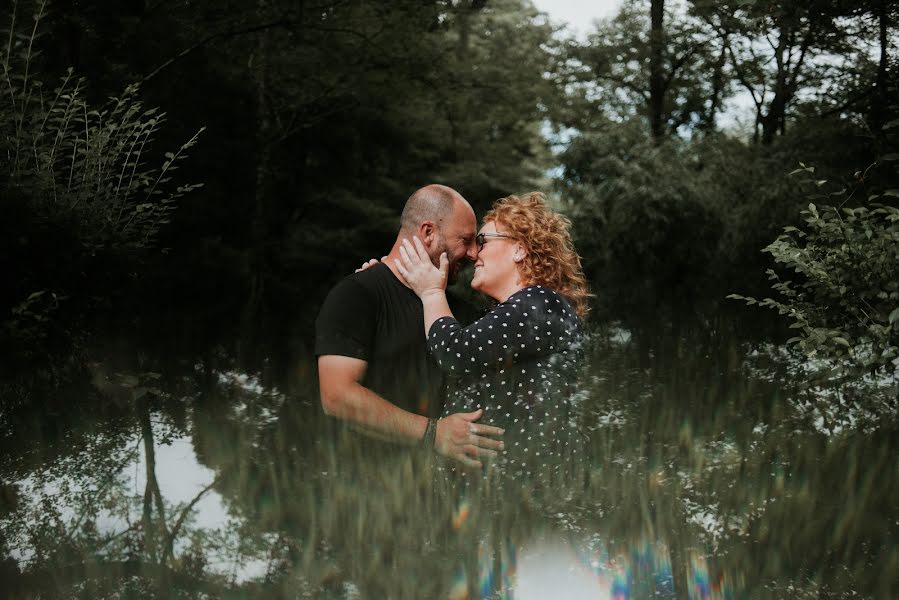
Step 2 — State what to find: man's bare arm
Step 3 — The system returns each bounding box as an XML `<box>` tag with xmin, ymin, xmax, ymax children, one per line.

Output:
<box><xmin>318</xmin><ymin>354</ymin><xmax>429</xmax><ymax>443</ymax></box>
<box><xmin>318</xmin><ymin>354</ymin><xmax>504</xmax><ymax>466</ymax></box>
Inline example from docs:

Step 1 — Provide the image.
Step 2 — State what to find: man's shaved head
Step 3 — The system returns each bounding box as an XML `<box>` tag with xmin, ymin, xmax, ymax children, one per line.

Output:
<box><xmin>396</xmin><ymin>184</ymin><xmax>477</xmax><ymax>284</ymax></box>
<box><xmin>400</xmin><ymin>184</ymin><xmax>464</xmax><ymax>233</ymax></box>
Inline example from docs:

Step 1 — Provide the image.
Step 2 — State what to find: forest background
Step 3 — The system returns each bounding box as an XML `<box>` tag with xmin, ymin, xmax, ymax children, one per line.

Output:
<box><xmin>2</xmin><ymin>0</ymin><xmax>897</xmax><ymax>382</ymax></box>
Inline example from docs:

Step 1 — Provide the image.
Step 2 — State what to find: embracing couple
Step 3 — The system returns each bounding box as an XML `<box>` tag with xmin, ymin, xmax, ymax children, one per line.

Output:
<box><xmin>315</xmin><ymin>184</ymin><xmax>589</xmax><ymax>475</ymax></box>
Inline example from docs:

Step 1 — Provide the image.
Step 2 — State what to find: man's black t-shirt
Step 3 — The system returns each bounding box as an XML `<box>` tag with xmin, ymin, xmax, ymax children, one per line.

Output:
<box><xmin>315</xmin><ymin>263</ymin><xmax>464</xmax><ymax>418</ymax></box>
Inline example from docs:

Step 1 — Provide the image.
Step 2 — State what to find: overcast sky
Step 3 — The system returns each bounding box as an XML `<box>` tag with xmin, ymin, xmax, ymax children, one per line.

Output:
<box><xmin>531</xmin><ymin>0</ymin><xmax>755</xmax><ymax>132</ymax></box>
<box><xmin>531</xmin><ymin>0</ymin><xmax>622</xmax><ymax>38</ymax></box>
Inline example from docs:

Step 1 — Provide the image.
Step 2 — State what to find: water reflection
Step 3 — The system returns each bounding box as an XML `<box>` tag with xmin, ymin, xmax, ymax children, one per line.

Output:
<box><xmin>0</xmin><ymin>324</ymin><xmax>896</xmax><ymax>598</ymax></box>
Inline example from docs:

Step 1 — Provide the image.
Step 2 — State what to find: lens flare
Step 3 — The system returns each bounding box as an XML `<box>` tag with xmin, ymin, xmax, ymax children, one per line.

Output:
<box><xmin>452</xmin><ymin>498</ymin><xmax>472</xmax><ymax>530</ymax></box>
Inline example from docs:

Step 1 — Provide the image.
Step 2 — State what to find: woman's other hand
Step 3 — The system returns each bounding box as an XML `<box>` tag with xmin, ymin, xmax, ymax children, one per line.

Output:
<box><xmin>395</xmin><ymin>236</ymin><xmax>448</xmax><ymax>299</ymax></box>
<box><xmin>354</xmin><ymin>257</ymin><xmax>384</xmax><ymax>273</ymax></box>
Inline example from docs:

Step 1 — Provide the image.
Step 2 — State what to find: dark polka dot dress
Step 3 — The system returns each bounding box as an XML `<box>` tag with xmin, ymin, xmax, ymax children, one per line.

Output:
<box><xmin>429</xmin><ymin>285</ymin><xmax>585</xmax><ymax>478</ymax></box>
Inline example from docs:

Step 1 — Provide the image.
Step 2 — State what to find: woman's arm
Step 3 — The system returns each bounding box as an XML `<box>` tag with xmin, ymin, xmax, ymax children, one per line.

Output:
<box><xmin>394</xmin><ymin>236</ymin><xmax>453</xmax><ymax>336</ymax></box>
<box><xmin>428</xmin><ymin>288</ymin><xmax>578</xmax><ymax>375</ymax></box>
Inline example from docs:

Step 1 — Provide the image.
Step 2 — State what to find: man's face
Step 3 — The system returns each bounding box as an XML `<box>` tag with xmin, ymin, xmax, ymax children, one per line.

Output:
<box><xmin>433</xmin><ymin>203</ymin><xmax>478</xmax><ymax>284</ymax></box>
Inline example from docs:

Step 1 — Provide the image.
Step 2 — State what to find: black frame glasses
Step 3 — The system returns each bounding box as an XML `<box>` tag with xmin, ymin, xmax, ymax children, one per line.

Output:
<box><xmin>476</xmin><ymin>232</ymin><xmax>514</xmax><ymax>251</ymax></box>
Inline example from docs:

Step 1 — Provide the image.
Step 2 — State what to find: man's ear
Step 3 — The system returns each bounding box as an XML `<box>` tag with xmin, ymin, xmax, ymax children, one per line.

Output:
<box><xmin>418</xmin><ymin>221</ymin><xmax>437</xmax><ymax>246</ymax></box>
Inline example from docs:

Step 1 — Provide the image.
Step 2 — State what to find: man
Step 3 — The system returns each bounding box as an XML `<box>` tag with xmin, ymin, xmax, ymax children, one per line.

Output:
<box><xmin>315</xmin><ymin>184</ymin><xmax>504</xmax><ymax>467</ymax></box>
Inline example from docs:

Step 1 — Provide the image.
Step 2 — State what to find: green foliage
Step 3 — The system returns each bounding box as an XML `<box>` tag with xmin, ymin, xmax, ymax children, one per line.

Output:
<box><xmin>1</xmin><ymin>0</ymin><xmax>204</xmax><ymax>359</ymax></box>
<box><xmin>130</xmin><ymin>0</ymin><xmax>559</xmax><ymax>304</ymax></box>
<box><xmin>729</xmin><ymin>162</ymin><xmax>899</xmax><ymax>376</ymax></box>
<box><xmin>0</xmin><ymin>0</ymin><xmax>892</xmax><ymax>354</ymax></box>
<box><xmin>553</xmin><ymin>115</ymin><xmax>883</xmax><ymax>321</ymax></box>
<box><xmin>557</xmin><ymin>122</ymin><xmax>722</xmax><ymax>308</ymax></box>
<box><xmin>1</xmin><ymin>291</ymin><xmax>66</xmax><ymax>358</ymax></box>
<box><xmin>548</xmin><ymin>0</ymin><xmax>892</xmax><ymax>326</ymax></box>
<box><xmin>1</xmin><ymin>13</ymin><xmax>204</xmax><ymax>251</ymax></box>
<box><xmin>558</xmin><ymin>0</ymin><xmax>729</xmax><ymax>135</ymax></box>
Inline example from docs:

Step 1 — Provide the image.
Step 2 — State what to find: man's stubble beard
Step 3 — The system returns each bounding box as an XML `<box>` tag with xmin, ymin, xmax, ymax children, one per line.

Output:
<box><xmin>432</xmin><ymin>235</ymin><xmax>461</xmax><ymax>285</ymax></box>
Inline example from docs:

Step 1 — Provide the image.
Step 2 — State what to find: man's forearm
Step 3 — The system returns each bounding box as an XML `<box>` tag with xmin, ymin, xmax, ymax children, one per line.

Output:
<box><xmin>322</xmin><ymin>382</ymin><xmax>429</xmax><ymax>444</ymax></box>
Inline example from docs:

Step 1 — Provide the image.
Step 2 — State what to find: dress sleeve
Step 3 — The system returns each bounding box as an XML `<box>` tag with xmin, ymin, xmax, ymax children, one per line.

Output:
<box><xmin>314</xmin><ymin>277</ymin><xmax>375</xmax><ymax>360</ymax></box>
<box><xmin>427</xmin><ymin>288</ymin><xmax>578</xmax><ymax>375</ymax></box>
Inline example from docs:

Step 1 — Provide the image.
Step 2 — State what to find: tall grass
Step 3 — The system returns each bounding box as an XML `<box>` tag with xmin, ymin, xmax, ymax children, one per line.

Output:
<box><xmin>1</xmin><ymin>0</ymin><xmax>205</xmax><ymax>359</ymax></box>
<box><xmin>1</xmin><ymin>0</ymin><xmax>204</xmax><ymax>252</ymax></box>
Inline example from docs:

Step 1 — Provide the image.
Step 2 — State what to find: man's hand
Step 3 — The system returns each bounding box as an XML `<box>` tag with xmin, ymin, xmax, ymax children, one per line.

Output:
<box><xmin>434</xmin><ymin>409</ymin><xmax>504</xmax><ymax>468</ymax></box>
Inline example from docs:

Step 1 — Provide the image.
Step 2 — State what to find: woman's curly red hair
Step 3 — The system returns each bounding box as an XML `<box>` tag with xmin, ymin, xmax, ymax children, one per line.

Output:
<box><xmin>485</xmin><ymin>192</ymin><xmax>591</xmax><ymax>318</ymax></box>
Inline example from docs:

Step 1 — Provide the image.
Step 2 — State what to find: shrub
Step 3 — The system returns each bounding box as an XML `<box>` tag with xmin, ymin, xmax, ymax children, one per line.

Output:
<box><xmin>1</xmin><ymin>2</ymin><xmax>204</xmax><ymax>250</ymax></box>
<box><xmin>556</xmin><ymin>123</ymin><xmax>723</xmax><ymax>310</ymax></box>
<box><xmin>1</xmin><ymin>0</ymin><xmax>204</xmax><ymax>358</ymax></box>
<box><xmin>729</xmin><ymin>159</ymin><xmax>899</xmax><ymax>378</ymax></box>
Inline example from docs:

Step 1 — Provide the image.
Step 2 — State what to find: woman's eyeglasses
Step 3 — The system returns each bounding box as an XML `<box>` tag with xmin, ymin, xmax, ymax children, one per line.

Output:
<box><xmin>476</xmin><ymin>232</ymin><xmax>515</xmax><ymax>251</ymax></box>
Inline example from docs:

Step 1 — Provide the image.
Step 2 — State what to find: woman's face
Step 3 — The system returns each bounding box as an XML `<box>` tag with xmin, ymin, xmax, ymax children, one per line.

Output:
<box><xmin>471</xmin><ymin>220</ymin><xmax>521</xmax><ymax>301</ymax></box>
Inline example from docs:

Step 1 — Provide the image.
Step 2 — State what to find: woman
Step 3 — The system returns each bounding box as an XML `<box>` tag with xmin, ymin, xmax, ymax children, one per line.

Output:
<box><xmin>396</xmin><ymin>192</ymin><xmax>590</xmax><ymax>477</ymax></box>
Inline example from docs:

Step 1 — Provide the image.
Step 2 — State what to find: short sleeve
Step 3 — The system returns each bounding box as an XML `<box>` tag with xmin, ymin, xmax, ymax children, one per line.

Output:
<box><xmin>314</xmin><ymin>277</ymin><xmax>375</xmax><ymax>360</ymax></box>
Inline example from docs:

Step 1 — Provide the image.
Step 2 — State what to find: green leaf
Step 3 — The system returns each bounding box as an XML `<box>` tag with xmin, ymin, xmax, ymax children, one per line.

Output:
<box><xmin>789</xmin><ymin>165</ymin><xmax>814</xmax><ymax>175</ymax></box>
<box><xmin>832</xmin><ymin>337</ymin><xmax>850</xmax><ymax>347</ymax></box>
<box><xmin>889</xmin><ymin>307</ymin><xmax>899</xmax><ymax>324</ymax></box>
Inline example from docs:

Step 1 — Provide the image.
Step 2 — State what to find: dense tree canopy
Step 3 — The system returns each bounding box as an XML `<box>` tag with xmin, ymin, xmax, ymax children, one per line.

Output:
<box><xmin>1</xmin><ymin>0</ymin><xmax>896</xmax><ymax>373</ymax></box>
<box><xmin>1</xmin><ymin>1</ymin><xmax>897</xmax><ymax>595</ymax></box>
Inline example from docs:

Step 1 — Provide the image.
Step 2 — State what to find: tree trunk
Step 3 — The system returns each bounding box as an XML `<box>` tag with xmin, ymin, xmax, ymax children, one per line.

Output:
<box><xmin>457</xmin><ymin>3</ymin><xmax>470</xmax><ymax>61</ymax></box>
<box><xmin>871</xmin><ymin>0</ymin><xmax>889</xmax><ymax>130</ymax></box>
<box><xmin>649</xmin><ymin>0</ymin><xmax>666</xmax><ymax>141</ymax></box>
<box><xmin>762</xmin><ymin>14</ymin><xmax>814</xmax><ymax>145</ymax></box>
<box><xmin>669</xmin><ymin>541</ymin><xmax>691</xmax><ymax>600</ymax></box>
<box><xmin>456</xmin><ymin>0</ymin><xmax>486</xmax><ymax>61</ymax></box>
<box><xmin>704</xmin><ymin>37</ymin><xmax>728</xmax><ymax>133</ymax></box>
<box><xmin>251</xmin><ymin>14</ymin><xmax>272</xmax><ymax>250</ymax></box>
<box><xmin>665</xmin><ymin>487</ymin><xmax>690</xmax><ymax>600</ymax></box>
<box><xmin>761</xmin><ymin>20</ymin><xmax>790</xmax><ymax>145</ymax></box>
<box><xmin>139</xmin><ymin>399</ymin><xmax>170</xmax><ymax>573</ymax></box>
<box><xmin>242</xmin><ymin>0</ymin><xmax>273</xmax><ymax>357</ymax></box>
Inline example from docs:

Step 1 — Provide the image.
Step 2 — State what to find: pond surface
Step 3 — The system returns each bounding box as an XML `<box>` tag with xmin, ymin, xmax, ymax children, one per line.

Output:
<box><xmin>1</xmin><ymin>322</ymin><xmax>896</xmax><ymax>599</ymax></box>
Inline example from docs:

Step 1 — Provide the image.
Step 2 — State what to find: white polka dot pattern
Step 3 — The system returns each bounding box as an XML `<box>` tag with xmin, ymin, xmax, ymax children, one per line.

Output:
<box><xmin>428</xmin><ymin>285</ymin><xmax>585</xmax><ymax>472</ymax></box>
